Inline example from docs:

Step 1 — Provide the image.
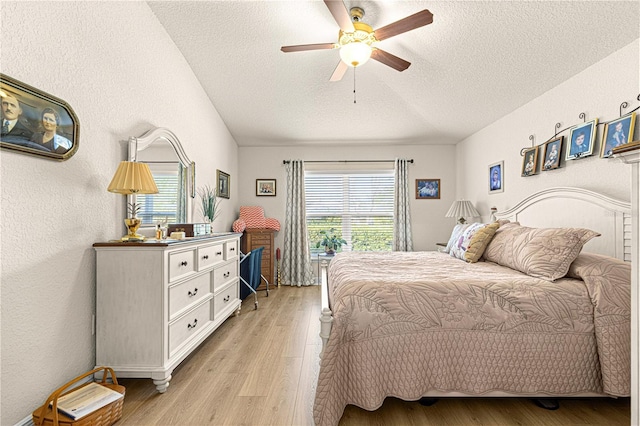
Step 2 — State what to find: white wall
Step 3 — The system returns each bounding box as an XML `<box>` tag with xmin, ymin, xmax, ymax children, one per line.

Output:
<box><xmin>0</xmin><ymin>2</ymin><xmax>238</xmax><ymax>424</ymax></box>
<box><xmin>238</xmin><ymin>144</ymin><xmax>457</xmax><ymax>253</ymax></box>
<box><xmin>456</xmin><ymin>40</ymin><xmax>639</xmax><ymax>216</ymax></box>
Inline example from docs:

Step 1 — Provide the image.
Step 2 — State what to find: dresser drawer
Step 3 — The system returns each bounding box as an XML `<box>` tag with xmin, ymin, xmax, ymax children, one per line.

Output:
<box><xmin>214</xmin><ymin>281</ymin><xmax>238</xmax><ymax>319</ymax></box>
<box><xmin>168</xmin><ymin>249</ymin><xmax>196</xmax><ymax>282</ymax></box>
<box><xmin>213</xmin><ymin>261</ymin><xmax>238</xmax><ymax>292</ymax></box>
<box><xmin>169</xmin><ymin>298</ymin><xmax>213</xmax><ymax>356</ymax></box>
<box><xmin>225</xmin><ymin>240</ymin><xmax>238</xmax><ymax>260</ymax></box>
<box><xmin>168</xmin><ymin>273</ymin><xmax>211</xmax><ymax>318</ymax></box>
<box><xmin>198</xmin><ymin>243</ymin><xmax>224</xmax><ymax>271</ymax></box>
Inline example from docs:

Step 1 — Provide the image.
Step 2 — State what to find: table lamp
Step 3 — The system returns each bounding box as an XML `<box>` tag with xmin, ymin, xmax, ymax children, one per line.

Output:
<box><xmin>108</xmin><ymin>161</ymin><xmax>158</xmax><ymax>241</ymax></box>
<box><xmin>445</xmin><ymin>200</ymin><xmax>480</xmax><ymax>224</ymax></box>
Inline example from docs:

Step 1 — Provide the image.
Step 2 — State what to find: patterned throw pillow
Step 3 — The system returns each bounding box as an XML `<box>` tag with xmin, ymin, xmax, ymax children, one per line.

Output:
<box><xmin>444</xmin><ymin>223</ymin><xmax>470</xmax><ymax>253</ymax></box>
<box><xmin>464</xmin><ymin>221</ymin><xmax>501</xmax><ymax>263</ymax></box>
<box><xmin>449</xmin><ymin>223</ymin><xmax>487</xmax><ymax>260</ymax></box>
<box><xmin>483</xmin><ymin>223</ymin><xmax>600</xmax><ymax>281</ymax></box>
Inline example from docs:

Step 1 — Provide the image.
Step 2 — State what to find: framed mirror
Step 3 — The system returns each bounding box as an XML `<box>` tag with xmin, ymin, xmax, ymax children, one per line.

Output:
<box><xmin>128</xmin><ymin>128</ymin><xmax>195</xmax><ymax>228</ymax></box>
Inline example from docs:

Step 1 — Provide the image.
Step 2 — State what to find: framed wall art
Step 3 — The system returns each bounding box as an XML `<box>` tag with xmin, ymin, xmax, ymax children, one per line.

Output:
<box><xmin>601</xmin><ymin>112</ymin><xmax>636</xmax><ymax>158</ymax></box>
<box><xmin>415</xmin><ymin>178</ymin><xmax>440</xmax><ymax>199</ymax></box>
<box><xmin>566</xmin><ymin>119</ymin><xmax>597</xmax><ymax>160</ymax></box>
<box><xmin>489</xmin><ymin>161</ymin><xmax>504</xmax><ymax>193</ymax></box>
<box><xmin>1</xmin><ymin>73</ymin><xmax>79</xmax><ymax>161</ymax></box>
<box><xmin>217</xmin><ymin>169</ymin><xmax>230</xmax><ymax>199</ymax></box>
<box><xmin>521</xmin><ymin>147</ymin><xmax>539</xmax><ymax>177</ymax></box>
<box><xmin>541</xmin><ymin>136</ymin><xmax>563</xmax><ymax>171</ymax></box>
<box><xmin>256</xmin><ymin>179</ymin><xmax>276</xmax><ymax>196</ymax></box>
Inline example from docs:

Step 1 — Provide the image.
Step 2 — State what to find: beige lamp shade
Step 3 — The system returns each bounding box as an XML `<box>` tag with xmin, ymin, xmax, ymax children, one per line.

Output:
<box><xmin>107</xmin><ymin>161</ymin><xmax>159</xmax><ymax>194</ymax></box>
<box><xmin>445</xmin><ymin>200</ymin><xmax>480</xmax><ymax>224</ymax></box>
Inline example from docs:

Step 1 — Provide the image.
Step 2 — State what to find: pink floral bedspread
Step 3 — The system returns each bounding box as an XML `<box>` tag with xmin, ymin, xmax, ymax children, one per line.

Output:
<box><xmin>313</xmin><ymin>251</ymin><xmax>630</xmax><ymax>426</ymax></box>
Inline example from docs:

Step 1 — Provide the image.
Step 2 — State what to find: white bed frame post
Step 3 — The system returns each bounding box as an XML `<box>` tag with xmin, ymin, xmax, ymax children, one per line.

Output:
<box><xmin>319</xmin><ymin>259</ymin><xmax>333</xmax><ymax>361</ymax></box>
<box><xmin>614</xmin><ymin>145</ymin><xmax>640</xmax><ymax>426</ymax></box>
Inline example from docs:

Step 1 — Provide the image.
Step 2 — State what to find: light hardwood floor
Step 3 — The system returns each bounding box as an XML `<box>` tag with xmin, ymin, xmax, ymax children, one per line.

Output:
<box><xmin>118</xmin><ymin>285</ymin><xmax>630</xmax><ymax>425</ymax></box>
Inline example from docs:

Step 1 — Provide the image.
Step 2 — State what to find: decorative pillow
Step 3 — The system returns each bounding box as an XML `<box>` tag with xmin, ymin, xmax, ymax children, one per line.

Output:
<box><xmin>464</xmin><ymin>221</ymin><xmax>501</xmax><ymax>263</ymax></box>
<box><xmin>444</xmin><ymin>223</ymin><xmax>470</xmax><ymax>253</ymax></box>
<box><xmin>483</xmin><ymin>223</ymin><xmax>600</xmax><ymax>281</ymax></box>
<box><xmin>449</xmin><ymin>222</ymin><xmax>486</xmax><ymax>260</ymax></box>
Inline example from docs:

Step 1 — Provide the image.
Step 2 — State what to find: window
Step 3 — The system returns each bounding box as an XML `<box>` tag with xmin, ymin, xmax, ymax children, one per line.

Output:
<box><xmin>305</xmin><ymin>170</ymin><xmax>394</xmax><ymax>253</ymax></box>
<box><xmin>137</xmin><ymin>162</ymin><xmax>182</xmax><ymax>225</ymax></box>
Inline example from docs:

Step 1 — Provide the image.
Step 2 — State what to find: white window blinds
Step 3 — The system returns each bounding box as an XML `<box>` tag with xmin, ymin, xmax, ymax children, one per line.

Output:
<box><xmin>138</xmin><ymin>162</ymin><xmax>180</xmax><ymax>225</ymax></box>
<box><xmin>305</xmin><ymin>170</ymin><xmax>394</xmax><ymax>253</ymax></box>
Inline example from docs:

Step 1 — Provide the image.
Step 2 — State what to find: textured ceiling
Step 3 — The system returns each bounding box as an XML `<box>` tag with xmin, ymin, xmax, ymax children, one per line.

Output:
<box><xmin>148</xmin><ymin>1</ymin><xmax>639</xmax><ymax>147</ymax></box>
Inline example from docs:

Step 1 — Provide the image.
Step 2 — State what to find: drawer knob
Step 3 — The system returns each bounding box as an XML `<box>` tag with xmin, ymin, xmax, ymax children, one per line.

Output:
<box><xmin>180</xmin><ymin>261</ymin><xmax>188</xmax><ymax>267</ymax></box>
<box><xmin>203</xmin><ymin>255</ymin><xmax>209</xmax><ymax>260</ymax></box>
<box><xmin>216</xmin><ymin>251</ymin><xmax>222</xmax><ymax>256</ymax></box>
<box><xmin>187</xmin><ymin>318</ymin><xmax>198</xmax><ymax>329</ymax></box>
<box><xmin>223</xmin><ymin>295</ymin><xmax>230</xmax><ymax>302</ymax></box>
<box><xmin>223</xmin><ymin>271</ymin><xmax>230</xmax><ymax>278</ymax></box>
<box><xmin>230</xmin><ymin>247</ymin><xmax>235</xmax><ymax>252</ymax></box>
<box><xmin>188</xmin><ymin>288</ymin><xmax>198</xmax><ymax>297</ymax></box>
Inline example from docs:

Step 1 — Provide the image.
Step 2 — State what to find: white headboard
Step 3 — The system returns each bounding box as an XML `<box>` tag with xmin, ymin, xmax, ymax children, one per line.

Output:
<box><xmin>494</xmin><ymin>187</ymin><xmax>631</xmax><ymax>261</ymax></box>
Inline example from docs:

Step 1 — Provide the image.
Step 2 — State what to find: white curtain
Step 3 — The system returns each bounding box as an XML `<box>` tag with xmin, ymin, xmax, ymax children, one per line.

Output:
<box><xmin>393</xmin><ymin>158</ymin><xmax>413</xmax><ymax>251</ymax></box>
<box><xmin>282</xmin><ymin>160</ymin><xmax>315</xmax><ymax>286</ymax></box>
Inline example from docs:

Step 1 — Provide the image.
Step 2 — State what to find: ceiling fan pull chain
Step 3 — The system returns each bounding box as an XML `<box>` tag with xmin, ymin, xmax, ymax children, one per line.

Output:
<box><xmin>353</xmin><ymin>67</ymin><xmax>357</xmax><ymax>104</ymax></box>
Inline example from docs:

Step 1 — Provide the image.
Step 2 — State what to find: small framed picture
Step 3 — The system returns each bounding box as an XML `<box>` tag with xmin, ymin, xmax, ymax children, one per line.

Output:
<box><xmin>216</xmin><ymin>169</ymin><xmax>230</xmax><ymax>199</ymax></box>
<box><xmin>521</xmin><ymin>147</ymin><xmax>539</xmax><ymax>177</ymax></box>
<box><xmin>601</xmin><ymin>112</ymin><xmax>636</xmax><ymax>158</ymax></box>
<box><xmin>1</xmin><ymin>73</ymin><xmax>79</xmax><ymax>161</ymax></box>
<box><xmin>489</xmin><ymin>161</ymin><xmax>504</xmax><ymax>193</ymax></box>
<box><xmin>416</xmin><ymin>178</ymin><xmax>440</xmax><ymax>199</ymax></box>
<box><xmin>256</xmin><ymin>179</ymin><xmax>276</xmax><ymax>196</ymax></box>
<box><xmin>541</xmin><ymin>136</ymin><xmax>563</xmax><ymax>171</ymax></box>
<box><xmin>566</xmin><ymin>119</ymin><xmax>597</xmax><ymax>160</ymax></box>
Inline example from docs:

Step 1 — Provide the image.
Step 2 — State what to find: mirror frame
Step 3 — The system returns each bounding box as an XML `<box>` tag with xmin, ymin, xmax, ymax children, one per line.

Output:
<box><xmin>127</xmin><ymin>127</ymin><xmax>195</xmax><ymax>227</ymax></box>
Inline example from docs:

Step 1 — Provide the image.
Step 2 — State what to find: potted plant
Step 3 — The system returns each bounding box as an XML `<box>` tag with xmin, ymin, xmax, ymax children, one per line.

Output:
<box><xmin>199</xmin><ymin>185</ymin><xmax>222</xmax><ymax>225</ymax></box>
<box><xmin>315</xmin><ymin>228</ymin><xmax>347</xmax><ymax>254</ymax></box>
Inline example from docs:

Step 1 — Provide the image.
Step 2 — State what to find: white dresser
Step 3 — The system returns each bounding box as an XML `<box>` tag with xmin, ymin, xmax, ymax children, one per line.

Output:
<box><xmin>93</xmin><ymin>233</ymin><xmax>242</xmax><ymax>392</ymax></box>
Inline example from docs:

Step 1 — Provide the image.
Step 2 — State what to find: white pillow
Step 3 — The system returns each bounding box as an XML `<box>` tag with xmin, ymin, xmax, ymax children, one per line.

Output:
<box><xmin>449</xmin><ymin>222</ymin><xmax>486</xmax><ymax>260</ymax></box>
<box><xmin>444</xmin><ymin>223</ymin><xmax>470</xmax><ymax>253</ymax></box>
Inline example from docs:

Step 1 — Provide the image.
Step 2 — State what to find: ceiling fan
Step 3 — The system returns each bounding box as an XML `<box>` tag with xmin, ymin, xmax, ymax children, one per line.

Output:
<box><xmin>281</xmin><ymin>0</ymin><xmax>433</xmax><ymax>82</ymax></box>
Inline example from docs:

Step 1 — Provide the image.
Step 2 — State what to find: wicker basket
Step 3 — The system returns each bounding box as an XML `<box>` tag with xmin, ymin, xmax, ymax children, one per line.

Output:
<box><xmin>32</xmin><ymin>366</ymin><xmax>125</xmax><ymax>426</ymax></box>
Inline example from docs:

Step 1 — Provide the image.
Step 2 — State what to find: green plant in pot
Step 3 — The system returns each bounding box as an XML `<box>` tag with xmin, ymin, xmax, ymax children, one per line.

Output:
<box><xmin>315</xmin><ymin>228</ymin><xmax>347</xmax><ymax>254</ymax></box>
<box><xmin>199</xmin><ymin>185</ymin><xmax>222</xmax><ymax>225</ymax></box>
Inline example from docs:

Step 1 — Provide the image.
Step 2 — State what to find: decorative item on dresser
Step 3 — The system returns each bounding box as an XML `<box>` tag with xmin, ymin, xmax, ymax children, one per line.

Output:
<box><xmin>93</xmin><ymin>233</ymin><xmax>242</xmax><ymax>393</ymax></box>
<box><xmin>240</xmin><ymin>228</ymin><xmax>275</xmax><ymax>292</ymax></box>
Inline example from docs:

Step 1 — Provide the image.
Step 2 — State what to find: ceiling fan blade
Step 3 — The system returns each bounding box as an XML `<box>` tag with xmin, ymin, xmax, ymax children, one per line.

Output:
<box><xmin>329</xmin><ymin>61</ymin><xmax>348</xmax><ymax>82</ymax></box>
<box><xmin>324</xmin><ymin>0</ymin><xmax>355</xmax><ymax>32</ymax></box>
<box><xmin>374</xmin><ymin>9</ymin><xmax>433</xmax><ymax>41</ymax></box>
<box><xmin>281</xmin><ymin>43</ymin><xmax>336</xmax><ymax>53</ymax></box>
<box><xmin>371</xmin><ymin>49</ymin><xmax>411</xmax><ymax>72</ymax></box>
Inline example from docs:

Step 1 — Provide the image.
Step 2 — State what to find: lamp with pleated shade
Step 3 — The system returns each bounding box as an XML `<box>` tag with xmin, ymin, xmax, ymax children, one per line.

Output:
<box><xmin>445</xmin><ymin>200</ymin><xmax>480</xmax><ymax>224</ymax></box>
<box><xmin>108</xmin><ymin>161</ymin><xmax>158</xmax><ymax>241</ymax></box>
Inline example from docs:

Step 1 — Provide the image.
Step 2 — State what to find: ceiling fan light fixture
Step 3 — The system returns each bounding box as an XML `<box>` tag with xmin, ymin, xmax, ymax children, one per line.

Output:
<box><xmin>339</xmin><ymin>41</ymin><xmax>372</xmax><ymax>67</ymax></box>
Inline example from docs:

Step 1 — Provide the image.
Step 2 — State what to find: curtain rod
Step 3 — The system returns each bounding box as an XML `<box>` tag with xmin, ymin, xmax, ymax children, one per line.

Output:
<box><xmin>282</xmin><ymin>159</ymin><xmax>413</xmax><ymax>164</ymax></box>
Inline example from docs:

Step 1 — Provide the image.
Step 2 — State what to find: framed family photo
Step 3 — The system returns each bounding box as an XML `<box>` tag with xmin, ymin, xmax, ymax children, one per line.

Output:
<box><xmin>415</xmin><ymin>178</ymin><xmax>440</xmax><ymax>199</ymax></box>
<box><xmin>256</xmin><ymin>179</ymin><xmax>276</xmax><ymax>196</ymax></box>
<box><xmin>1</xmin><ymin>73</ymin><xmax>79</xmax><ymax>161</ymax></box>
<box><xmin>601</xmin><ymin>112</ymin><xmax>636</xmax><ymax>158</ymax></box>
<box><xmin>217</xmin><ymin>169</ymin><xmax>230</xmax><ymax>199</ymax></box>
<box><xmin>566</xmin><ymin>119</ymin><xmax>597</xmax><ymax>160</ymax></box>
<box><xmin>521</xmin><ymin>147</ymin><xmax>539</xmax><ymax>177</ymax></box>
<box><xmin>489</xmin><ymin>161</ymin><xmax>504</xmax><ymax>193</ymax></box>
<box><xmin>541</xmin><ymin>136</ymin><xmax>563</xmax><ymax>171</ymax></box>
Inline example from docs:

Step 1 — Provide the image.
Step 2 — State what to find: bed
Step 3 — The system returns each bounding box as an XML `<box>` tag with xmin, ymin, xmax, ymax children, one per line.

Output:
<box><xmin>314</xmin><ymin>187</ymin><xmax>632</xmax><ymax>426</ymax></box>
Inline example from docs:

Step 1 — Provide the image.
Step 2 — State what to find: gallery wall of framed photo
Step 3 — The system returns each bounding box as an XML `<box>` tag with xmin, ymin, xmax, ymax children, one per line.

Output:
<box><xmin>517</xmin><ymin>95</ymin><xmax>639</xmax><ymax>179</ymax></box>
